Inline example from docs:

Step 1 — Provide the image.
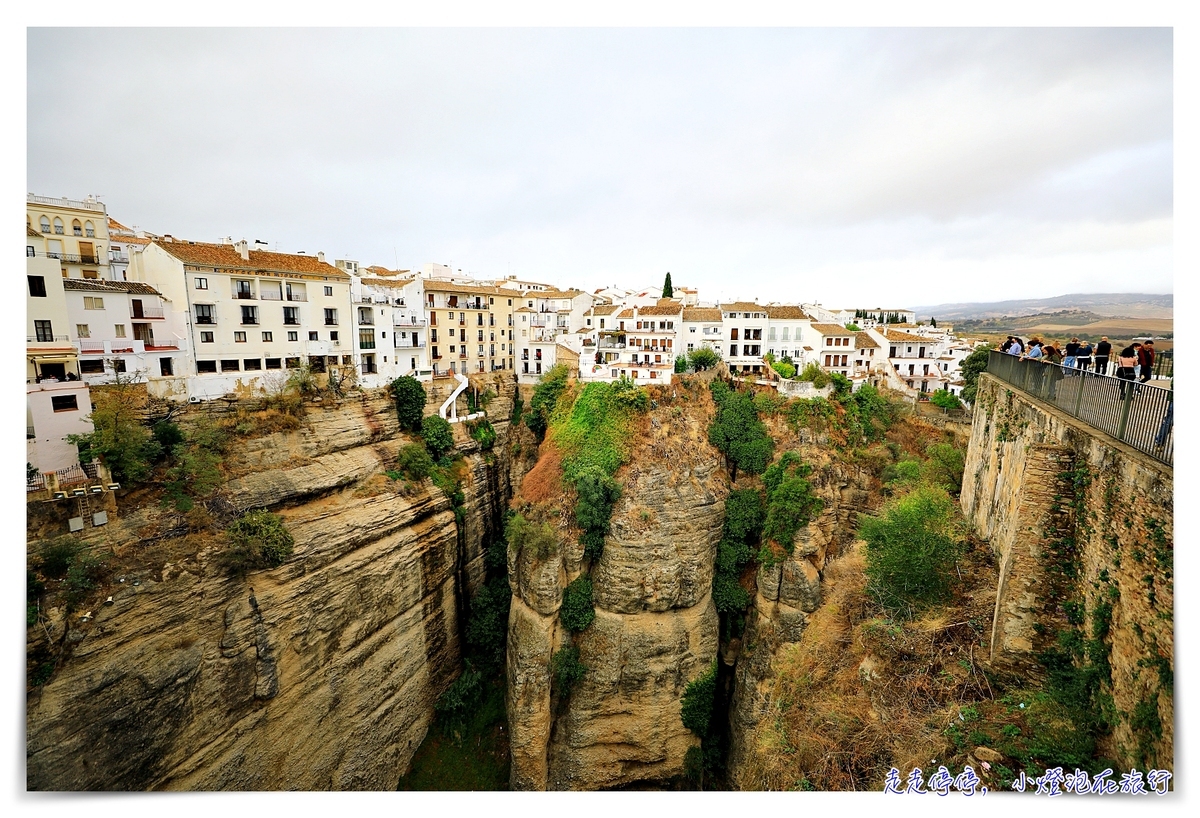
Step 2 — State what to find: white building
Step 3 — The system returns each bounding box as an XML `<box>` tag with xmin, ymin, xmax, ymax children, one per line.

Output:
<box><xmin>681</xmin><ymin>307</ymin><xmax>723</xmax><ymax>355</ymax></box>
<box><xmin>720</xmin><ymin>301</ymin><xmax>769</xmax><ymax>377</ymax></box>
<box><xmin>64</xmin><ymin>279</ymin><xmax>186</xmax><ymax>384</ymax></box>
<box><xmin>763</xmin><ymin>306</ymin><xmax>815</xmax><ymax>369</ymax></box>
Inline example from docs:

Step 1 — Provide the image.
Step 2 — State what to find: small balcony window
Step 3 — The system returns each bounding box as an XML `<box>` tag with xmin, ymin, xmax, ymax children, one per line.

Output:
<box><xmin>240</xmin><ymin>305</ymin><xmax>258</xmax><ymax>325</ymax></box>
<box><xmin>324</xmin><ymin>308</ymin><xmax>338</xmax><ymax>326</ymax></box>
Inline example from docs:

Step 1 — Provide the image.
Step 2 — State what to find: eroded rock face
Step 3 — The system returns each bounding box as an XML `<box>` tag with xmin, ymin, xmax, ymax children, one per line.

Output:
<box><xmin>27</xmin><ymin>383</ymin><xmax>516</xmax><ymax>791</ymax></box>
<box><xmin>507</xmin><ymin>415</ymin><xmax>727</xmax><ymax>791</ymax></box>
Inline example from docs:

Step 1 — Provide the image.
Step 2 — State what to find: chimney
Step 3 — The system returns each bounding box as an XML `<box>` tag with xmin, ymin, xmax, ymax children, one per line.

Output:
<box><xmin>317</xmin><ymin>251</ymin><xmax>325</xmax><ymax>263</ymax></box>
<box><xmin>163</xmin><ymin>234</ymin><xmax>173</xmax><ymax>243</ymax></box>
<box><xmin>234</xmin><ymin>239</ymin><xmax>250</xmax><ymax>261</ymax></box>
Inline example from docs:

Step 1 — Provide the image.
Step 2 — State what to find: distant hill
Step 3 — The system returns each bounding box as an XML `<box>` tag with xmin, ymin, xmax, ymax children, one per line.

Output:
<box><xmin>908</xmin><ymin>293</ymin><xmax>1172</xmax><ymax>321</ymax></box>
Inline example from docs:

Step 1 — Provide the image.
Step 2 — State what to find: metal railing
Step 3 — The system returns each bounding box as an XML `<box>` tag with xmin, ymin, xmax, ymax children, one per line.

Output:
<box><xmin>1154</xmin><ymin>350</ymin><xmax>1173</xmax><ymax>379</ymax></box>
<box><xmin>28</xmin><ymin>194</ymin><xmax>106</xmax><ymax>212</ymax></box>
<box><xmin>987</xmin><ymin>350</ymin><xmax>1172</xmax><ymax>465</ymax></box>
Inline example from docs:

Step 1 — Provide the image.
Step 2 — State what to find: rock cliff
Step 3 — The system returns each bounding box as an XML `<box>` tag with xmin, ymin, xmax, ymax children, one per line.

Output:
<box><xmin>27</xmin><ymin>380</ymin><xmax>515</xmax><ymax>790</ymax></box>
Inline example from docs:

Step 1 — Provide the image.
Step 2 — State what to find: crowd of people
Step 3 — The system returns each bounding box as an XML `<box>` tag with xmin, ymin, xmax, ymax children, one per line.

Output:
<box><xmin>999</xmin><ymin>335</ymin><xmax>1157</xmax><ymax>384</ymax></box>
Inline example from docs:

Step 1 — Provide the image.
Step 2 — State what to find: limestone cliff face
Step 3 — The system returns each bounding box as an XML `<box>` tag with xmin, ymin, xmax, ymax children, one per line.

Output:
<box><xmin>27</xmin><ymin>382</ymin><xmax>515</xmax><ymax>791</ymax></box>
<box><xmin>726</xmin><ymin>455</ymin><xmax>877</xmax><ymax>787</ymax></box>
<box><xmin>507</xmin><ymin>397</ymin><xmax>725</xmax><ymax>791</ymax></box>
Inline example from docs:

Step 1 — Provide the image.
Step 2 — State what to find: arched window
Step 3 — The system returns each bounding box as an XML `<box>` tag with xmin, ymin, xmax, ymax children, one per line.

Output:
<box><xmin>84</xmin><ymin>220</ymin><xmax>95</xmax><ymax>237</ymax></box>
<box><xmin>39</xmin><ymin>216</ymin><xmax>50</xmax><ymax>233</ymax></box>
<box><xmin>72</xmin><ymin>219</ymin><xmax>82</xmax><ymax>236</ymax></box>
<box><xmin>53</xmin><ymin>217</ymin><xmax>64</xmax><ymax>235</ymax></box>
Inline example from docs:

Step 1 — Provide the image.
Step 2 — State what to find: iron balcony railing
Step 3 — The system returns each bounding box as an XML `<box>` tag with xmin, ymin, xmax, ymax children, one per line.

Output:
<box><xmin>986</xmin><ymin>350</ymin><xmax>1172</xmax><ymax>466</ymax></box>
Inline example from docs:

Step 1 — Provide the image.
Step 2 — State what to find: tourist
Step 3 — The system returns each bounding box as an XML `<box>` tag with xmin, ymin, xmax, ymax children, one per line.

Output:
<box><xmin>1006</xmin><ymin>336</ymin><xmax>1022</xmax><ymax>355</ymax></box>
<box><xmin>1094</xmin><ymin>336</ymin><xmax>1112</xmax><ymax>376</ymax></box>
<box><xmin>1116</xmin><ymin>345</ymin><xmax>1138</xmax><ymax>399</ymax></box>
<box><xmin>1021</xmin><ymin>338</ymin><xmax>1043</xmax><ymax>361</ymax></box>
<box><xmin>1075</xmin><ymin>339</ymin><xmax>1093</xmax><ymax>373</ymax></box>
<box><xmin>1064</xmin><ymin>337</ymin><xmax>1080</xmax><ymax>372</ymax></box>
<box><xmin>1138</xmin><ymin>340</ymin><xmax>1156</xmax><ymax>384</ymax></box>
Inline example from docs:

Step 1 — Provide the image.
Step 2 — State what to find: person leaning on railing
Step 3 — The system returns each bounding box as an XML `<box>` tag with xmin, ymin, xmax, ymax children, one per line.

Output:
<box><xmin>1075</xmin><ymin>339</ymin><xmax>1093</xmax><ymax>373</ymax></box>
<box><xmin>1063</xmin><ymin>337</ymin><xmax>1079</xmax><ymax>371</ymax></box>
<box><xmin>1043</xmin><ymin>341</ymin><xmax>1064</xmax><ymax>399</ymax></box>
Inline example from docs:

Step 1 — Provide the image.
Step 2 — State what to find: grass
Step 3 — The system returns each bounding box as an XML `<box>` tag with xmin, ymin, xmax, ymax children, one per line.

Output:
<box><xmin>397</xmin><ymin>677</ymin><xmax>509</xmax><ymax>790</ymax></box>
<box><xmin>549</xmin><ymin>381</ymin><xmax>641</xmax><ymax>483</ymax></box>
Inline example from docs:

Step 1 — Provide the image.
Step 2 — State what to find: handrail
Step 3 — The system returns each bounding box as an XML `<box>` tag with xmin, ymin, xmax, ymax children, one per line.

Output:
<box><xmin>986</xmin><ymin>350</ymin><xmax>1172</xmax><ymax>465</ymax></box>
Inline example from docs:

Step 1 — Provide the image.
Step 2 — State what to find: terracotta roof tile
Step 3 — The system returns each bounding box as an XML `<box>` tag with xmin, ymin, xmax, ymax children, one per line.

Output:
<box><xmin>884</xmin><ymin>329</ymin><xmax>929</xmax><ymax>343</ymax></box>
<box><xmin>764</xmin><ymin>305</ymin><xmax>808</xmax><ymax>320</ymax></box>
<box><xmin>361</xmin><ymin>277</ymin><xmax>413</xmax><ymax>289</ymax></box>
<box><xmin>27</xmin><ymin>225</ymin><xmax>41</xmax><ymax>237</ymax></box>
<box><xmin>590</xmin><ymin>305</ymin><xmax>620</xmax><ymax>315</ymax></box>
<box><xmin>154</xmin><ymin>240</ymin><xmax>348</xmax><ymax>278</ymax></box>
<box><xmin>62</xmin><ymin>279</ymin><xmax>164</xmax><ymax>296</ymax></box>
<box><xmin>422</xmin><ymin>279</ymin><xmax>503</xmax><ymax>296</ymax></box>
<box><xmin>811</xmin><ymin>323</ymin><xmax>855</xmax><ymax>336</ymax></box>
<box><xmin>854</xmin><ymin>332</ymin><xmax>879</xmax><ymax>348</ymax></box>
<box><xmin>636</xmin><ymin>304</ymin><xmax>683</xmax><ymax>316</ymax></box>
<box><xmin>682</xmin><ymin>307</ymin><xmax>722</xmax><ymax>322</ymax></box>
<box><xmin>719</xmin><ymin>301</ymin><xmax>764</xmax><ymax>312</ymax></box>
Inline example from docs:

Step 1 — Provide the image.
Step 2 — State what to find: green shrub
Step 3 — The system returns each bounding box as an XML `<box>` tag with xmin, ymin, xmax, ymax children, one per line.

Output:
<box><xmin>771</xmin><ymin>361</ymin><xmax>796</xmax><ymax>380</ymax></box>
<box><xmin>465</xmin><ymin>576</ymin><xmax>511</xmax><ymax>674</ymax></box>
<box><xmin>723</xmin><ymin>489</ymin><xmax>765</xmax><ymax>543</ymax></box>
<box><xmin>959</xmin><ymin>346</ymin><xmax>991</xmax><ymax>405</ymax></box>
<box><xmin>162</xmin><ymin>422</ymin><xmax>225</xmax><ymax>512</ymax></box>
<box><xmin>551</xmin><ymin>645</ymin><xmax>588</xmax><ymax>697</ymax></box>
<box><xmin>922</xmin><ymin>442</ymin><xmax>965</xmax><ymax>495</ymax></box>
<box><xmin>221</xmin><ymin>510</ymin><xmax>295</xmax><ymax>578</ymax></box>
<box><xmin>421</xmin><ymin>415</ymin><xmax>455</xmax><ymax>459</ymax></box>
<box><xmin>688</xmin><ymin>347</ymin><xmax>719</xmax><ymax>371</ymax></box>
<box><xmin>510</xmin><ymin>393</ymin><xmax>525</xmax><ymax>428</ymax></box>
<box><xmin>560</xmin><ymin>576</ymin><xmax>595</xmax><ymax>632</ymax></box>
<box><xmin>63</xmin><ymin>551</ymin><xmax>106</xmax><ymax>609</ymax></box>
<box><xmin>575</xmin><ymin>466</ymin><xmax>622</xmax><ymax>561</ymax></box>
<box><xmin>507</xmin><ymin>512</ymin><xmax>559</xmax><ymax>560</ymax></box>
<box><xmin>763</xmin><ymin>475</ymin><xmax>823</xmax><ymax>550</ymax></box>
<box><xmin>152</xmin><ymin>421</ymin><xmax>185</xmax><ymax>454</ymax></box>
<box><xmin>680</xmin><ymin>661</ymin><xmax>718</xmax><ymax>736</ymax></box>
<box><xmin>527</xmin><ymin>364</ymin><xmax>570</xmax><ymax>441</ymax></box>
<box><xmin>390</xmin><ymin>376</ymin><xmax>427</xmax><ymax>432</ymax></box>
<box><xmin>830</xmin><ymin>372</ymin><xmax>852</xmax><ymax>395</ymax></box>
<box><xmin>68</xmin><ymin>383</ymin><xmax>161</xmax><ymax>484</ymax></box>
<box><xmin>859</xmin><ymin>486</ymin><xmax>963</xmax><ymax>616</ymax></box>
<box><xmin>435</xmin><ymin>662</ymin><xmax>483</xmax><ymax>722</ymax></box>
<box><xmin>610</xmin><ymin>376</ymin><xmax>649</xmax><ymax>411</ymax></box>
<box><xmin>467</xmin><ymin>419</ymin><xmax>497</xmax><ymax>450</ymax></box>
<box><xmin>929</xmin><ymin>389</ymin><xmax>962</xmax><ymax>411</ymax></box>
<box><xmin>882</xmin><ymin>458</ymin><xmax>922</xmax><ymax>486</ymax></box>
<box><xmin>675</xmin><ymin>355</ymin><xmax>688</xmax><ymax>373</ymax></box>
<box><xmin>796</xmin><ymin>362</ymin><xmax>830</xmax><ymax>388</ymax></box>
<box><xmin>712</xmin><ymin>572</ymin><xmax>751</xmax><ymax>615</ymax></box>
<box><xmin>396</xmin><ymin>443</ymin><xmax>435</xmax><ymax>482</ymax></box>
<box><xmin>37</xmin><ymin>537</ymin><xmax>82</xmax><ymax>579</ymax></box>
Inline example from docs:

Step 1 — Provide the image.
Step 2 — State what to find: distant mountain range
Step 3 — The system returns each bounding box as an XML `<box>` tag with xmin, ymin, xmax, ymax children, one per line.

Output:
<box><xmin>908</xmin><ymin>293</ymin><xmax>1173</xmax><ymax>321</ymax></box>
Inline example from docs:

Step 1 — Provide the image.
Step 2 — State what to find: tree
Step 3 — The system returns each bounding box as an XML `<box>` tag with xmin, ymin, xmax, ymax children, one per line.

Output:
<box><xmin>662</xmin><ymin>272</ymin><xmax>674</xmax><ymax>299</ymax></box>
<box><xmin>859</xmin><ymin>486</ymin><xmax>963</xmax><ymax>616</ymax></box>
<box><xmin>421</xmin><ymin>415</ymin><xmax>455</xmax><ymax>459</ymax></box>
<box><xmin>707</xmin><ymin>382</ymin><xmax>774</xmax><ymax>481</ymax></box>
<box><xmin>929</xmin><ymin>389</ymin><xmax>962</xmax><ymax>412</ymax></box>
<box><xmin>560</xmin><ymin>576</ymin><xmax>595</xmax><ymax>632</ymax></box>
<box><xmin>390</xmin><ymin>376</ymin><xmax>426</xmax><ymax>432</ymax></box>
<box><xmin>575</xmin><ymin>465</ymin><xmax>622</xmax><ymax>561</ymax></box>
<box><xmin>959</xmin><ymin>346</ymin><xmax>991</xmax><ymax>405</ymax></box>
<box><xmin>688</xmin><ymin>347</ymin><xmax>719</xmax><ymax>371</ymax></box>
<box><xmin>930</xmin><ymin>317</ymin><xmax>938</xmax><ymax>327</ymax></box>
<box><xmin>68</xmin><ymin>382</ymin><xmax>161</xmax><ymax>483</ymax></box>
<box><xmin>220</xmin><ymin>510</ymin><xmax>295</xmax><ymax>577</ymax></box>
<box><xmin>771</xmin><ymin>360</ymin><xmax>796</xmax><ymax>380</ymax></box>
<box><xmin>796</xmin><ymin>361</ymin><xmax>830</xmax><ymax>388</ymax></box>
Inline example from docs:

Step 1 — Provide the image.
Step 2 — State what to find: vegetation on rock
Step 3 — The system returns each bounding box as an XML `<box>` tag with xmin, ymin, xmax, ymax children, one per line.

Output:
<box><xmin>551</xmin><ymin>645</ymin><xmax>588</xmax><ymax>698</ymax></box>
<box><xmin>220</xmin><ymin>509</ymin><xmax>295</xmax><ymax>578</ymax></box>
<box><xmin>526</xmin><ymin>364</ymin><xmax>570</xmax><ymax>441</ymax></box>
<box><xmin>560</xmin><ymin>575</ymin><xmax>595</xmax><ymax>632</ymax></box>
<box><xmin>421</xmin><ymin>415</ymin><xmax>455</xmax><ymax>460</ymax></box>
<box><xmin>390</xmin><ymin>375</ymin><xmax>427</xmax><ymax>432</ymax></box>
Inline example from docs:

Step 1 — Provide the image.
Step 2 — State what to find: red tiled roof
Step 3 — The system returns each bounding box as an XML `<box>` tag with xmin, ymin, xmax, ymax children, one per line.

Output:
<box><xmin>719</xmin><ymin>301</ymin><xmax>763</xmax><ymax>312</ymax></box>
<box><xmin>154</xmin><ymin>240</ymin><xmax>348</xmax><ymax>278</ymax></box>
<box><xmin>62</xmin><ymin>279</ymin><xmax>164</xmax><ymax>296</ymax></box>
<box><xmin>764</xmin><ymin>305</ymin><xmax>808</xmax><ymax>320</ymax></box>
<box><xmin>854</xmin><ymin>332</ymin><xmax>879</xmax><ymax>349</ymax></box>
<box><xmin>636</xmin><ymin>304</ymin><xmax>683</xmax><ymax>316</ymax></box>
<box><xmin>884</xmin><ymin>329</ymin><xmax>928</xmax><ymax>343</ymax></box>
<box><xmin>27</xmin><ymin>225</ymin><xmax>41</xmax><ymax>237</ymax></box>
<box><xmin>682</xmin><ymin>307</ymin><xmax>722</xmax><ymax>322</ymax></box>
<box><xmin>811</xmin><ymin>323</ymin><xmax>855</xmax><ymax>336</ymax></box>
<box><xmin>423</xmin><ymin>279</ymin><xmax>503</xmax><ymax>296</ymax></box>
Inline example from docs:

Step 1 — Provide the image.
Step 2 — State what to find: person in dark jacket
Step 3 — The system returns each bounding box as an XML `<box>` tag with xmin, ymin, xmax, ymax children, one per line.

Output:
<box><xmin>1075</xmin><ymin>339</ymin><xmax>1093</xmax><ymax>373</ymax></box>
<box><xmin>1094</xmin><ymin>336</ymin><xmax>1112</xmax><ymax>375</ymax></box>
<box><xmin>1116</xmin><ymin>345</ymin><xmax>1138</xmax><ymax>399</ymax></box>
<box><xmin>1138</xmin><ymin>340</ymin><xmax>1156</xmax><ymax>383</ymax></box>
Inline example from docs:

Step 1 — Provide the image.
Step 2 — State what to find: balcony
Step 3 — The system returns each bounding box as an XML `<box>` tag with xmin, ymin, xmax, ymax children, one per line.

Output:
<box><xmin>234</xmin><ymin>292</ymin><xmax>256</xmax><ymax>301</ymax></box>
<box><xmin>28</xmin><ymin>334</ymin><xmax>71</xmax><ymax>344</ymax></box>
<box><xmin>131</xmin><ymin>305</ymin><xmax>164</xmax><ymax>319</ymax></box>
<box><xmin>196</xmin><ymin>316</ymin><xmax>216</xmax><ymax>325</ymax></box>
<box><xmin>393</xmin><ymin>315</ymin><xmax>426</xmax><ymax>326</ymax></box>
<box><xmin>285</xmin><ymin>293</ymin><xmax>307</xmax><ymax>302</ymax></box>
<box><xmin>27</xmin><ymin>194</ymin><xmax>106</xmax><ymax>212</ymax></box>
<box><xmin>360</xmin><ymin>341</ymin><xmax>376</xmax><ymax>350</ymax></box>
<box><xmin>109</xmin><ymin>253</ymin><xmax>129</xmax><ymax>264</ymax></box>
<box><xmin>260</xmin><ymin>290</ymin><xmax>283</xmax><ymax>301</ymax></box>
<box><xmin>395</xmin><ymin>339</ymin><xmax>426</xmax><ymax>349</ymax></box>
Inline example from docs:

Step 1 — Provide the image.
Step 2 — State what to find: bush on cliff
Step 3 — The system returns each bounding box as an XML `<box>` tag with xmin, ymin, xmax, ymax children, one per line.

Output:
<box><xmin>527</xmin><ymin>364</ymin><xmax>570</xmax><ymax>441</ymax></box>
<box><xmin>68</xmin><ymin>382</ymin><xmax>161</xmax><ymax>484</ymax></box>
<box><xmin>708</xmin><ymin>382</ymin><xmax>774</xmax><ymax>481</ymax></box>
<box><xmin>551</xmin><ymin>645</ymin><xmax>587</xmax><ymax>698</ymax></box>
<box><xmin>395</xmin><ymin>443</ymin><xmax>435</xmax><ymax>482</ymax></box>
<box><xmin>506</xmin><ymin>512</ymin><xmax>559</xmax><ymax>560</ymax></box>
<box><xmin>574</xmin><ymin>466</ymin><xmax>622</xmax><ymax>562</ymax></box>
<box><xmin>688</xmin><ymin>347</ymin><xmax>719</xmax><ymax>371</ymax></box>
<box><xmin>467</xmin><ymin>418</ymin><xmax>497</xmax><ymax>450</ymax></box>
<box><xmin>762</xmin><ymin>453</ymin><xmax>823</xmax><ymax>551</ymax></box>
<box><xmin>220</xmin><ymin>509</ymin><xmax>295</xmax><ymax>578</ymax></box>
<box><xmin>421</xmin><ymin>415</ymin><xmax>455</xmax><ymax>460</ymax></box>
<box><xmin>959</xmin><ymin>346</ymin><xmax>991</xmax><ymax>405</ymax></box>
<box><xmin>390</xmin><ymin>376</ymin><xmax>426</xmax><ymax>432</ymax></box>
<box><xmin>859</xmin><ymin>485</ymin><xmax>963</xmax><ymax>616</ymax></box>
<box><xmin>560</xmin><ymin>576</ymin><xmax>595</xmax><ymax>632</ymax></box>
<box><xmin>680</xmin><ymin>660</ymin><xmax>718</xmax><ymax>736</ymax></box>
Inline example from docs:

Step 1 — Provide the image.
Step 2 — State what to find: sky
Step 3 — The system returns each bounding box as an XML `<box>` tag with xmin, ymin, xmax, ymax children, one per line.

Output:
<box><xmin>27</xmin><ymin>26</ymin><xmax>1173</xmax><ymax>310</ymax></box>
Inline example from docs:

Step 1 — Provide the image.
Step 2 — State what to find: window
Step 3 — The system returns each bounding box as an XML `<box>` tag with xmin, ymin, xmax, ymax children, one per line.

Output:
<box><xmin>359</xmin><ymin>329</ymin><xmax>376</xmax><ymax>349</ymax></box>
<box><xmin>324</xmin><ymin>286</ymin><xmax>333</xmax><ymax>297</ymax></box>
<box><xmin>288</xmin><ymin>331</ymin><xmax>298</xmax><ymax>341</ymax></box>
<box><xmin>200</xmin><ymin>331</ymin><xmax>214</xmax><ymax>343</ymax></box>
<box><xmin>234</xmin><ymin>280</ymin><xmax>253</xmax><ymax>299</ymax></box>
<box><xmin>76</xmin><ymin>324</ymin><xmax>90</xmax><ymax>338</ymax></box>
<box><xmin>324</xmin><ymin>308</ymin><xmax>337</xmax><ymax>325</ymax></box>
<box><xmin>115</xmin><ymin>324</ymin><xmax>126</xmax><ymax>337</ymax></box>
<box><xmin>241</xmin><ymin>305</ymin><xmax>258</xmax><ymax>325</ymax></box>
<box><xmin>330</xmin><ymin>331</ymin><xmax>338</xmax><ymax>342</ymax></box>
<box><xmin>27</xmin><ymin>276</ymin><xmax>46</xmax><ymax>297</ymax></box>
<box><xmin>159</xmin><ymin>358</ymin><xmax>174</xmax><ymax>376</ymax></box>
<box><xmin>243</xmin><ymin>359</ymin><xmax>262</xmax><ymax>371</ymax></box>
<box><xmin>53</xmin><ymin>217</ymin><xmax>64</xmax><ymax>235</ymax></box>
<box><xmin>51</xmin><ymin>395</ymin><xmax>79</xmax><ymax>412</ymax></box>
<box><xmin>85</xmin><ymin>221</ymin><xmax>95</xmax><ymax>237</ymax></box>
<box><xmin>309</xmin><ymin>331</ymin><xmax>319</xmax><ymax>341</ymax></box>
<box><xmin>234</xmin><ymin>331</ymin><xmax>247</xmax><ymax>342</ymax></box>
<box><xmin>478</xmin><ymin>330</ymin><xmax>484</xmax><ymax>341</ymax></box>
<box><xmin>80</xmin><ymin>360</ymin><xmax>105</xmax><ymax>374</ymax></box>
<box><xmin>262</xmin><ymin>331</ymin><xmax>273</xmax><ymax>342</ymax></box>
<box><xmin>39</xmin><ymin>216</ymin><xmax>50</xmax><ymax>233</ymax></box>
<box><xmin>283</xmin><ymin>306</ymin><xmax>299</xmax><ymax>325</ymax></box>
<box><xmin>195</xmin><ymin>304</ymin><xmax>215</xmax><ymax>324</ymax></box>
<box><xmin>34</xmin><ymin>320</ymin><xmax>53</xmax><ymax>342</ymax></box>
<box><xmin>266</xmin><ymin>358</ymin><xmax>282</xmax><ymax>370</ymax></box>
<box><xmin>358</xmin><ymin>307</ymin><xmax>374</xmax><ymax>325</ymax></box>
<box><xmin>285</xmin><ymin>357</ymin><xmax>301</xmax><ymax>369</ymax></box>
<box><xmin>72</xmin><ymin>220</ymin><xmax>82</xmax><ymax>236</ymax></box>
<box><xmin>82</xmin><ymin>270</ymin><xmax>99</xmax><ymax>280</ymax></box>
<box><xmin>113</xmin><ymin>359</ymin><xmax>127</xmax><ymax>373</ymax></box>
<box><xmin>221</xmin><ymin>360</ymin><xmax>240</xmax><ymax>372</ymax></box>
<box><xmin>197</xmin><ymin>360</ymin><xmax>218</xmax><ymax>373</ymax></box>
<box><xmin>84</xmin><ymin>296</ymin><xmax>104</xmax><ymax>310</ymax></box>
<box><xmin>195</xmin><ymin>277</ymin><xmax>208</xmax><ymax>289</ymax></box>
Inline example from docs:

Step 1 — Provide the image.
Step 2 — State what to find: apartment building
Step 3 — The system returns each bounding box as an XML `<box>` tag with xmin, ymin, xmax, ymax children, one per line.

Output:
<box><xmin>132</xmin><ymin>238</ymin><xmax>351</xmax><ymax>400</ymax></box>
<box><xmin>680</xmin><ymin>307</ymin><xmax>723</xmax><ymax>354</ymax></box>
<box><xmin>883</xmin><ymin>328</ymin><xmax>949</xmax><ymax>393</ymax></box>
<box><xmin>107</xmin><ymin>218</ymin><xmax>153</xmax><ymax>282</ymax></box>
<box><xmin>763</xmin><ymin>306</ymin><xmax>814</xmax><ymax>368</ymax></box>
<box><xmin>26</xmin><ymin>193</ymin><xmax>112</xmax><ymax>283</ymax></box>
<box><xmin>514</xmin><ymin>289</ymin><xmax>595</xmax><ymax>383</ymax></box>
<box><xmin>720</xmin><ymin>302</ymin><xmax>769</xmax><ymax>376</ymax></box>
<box><xmin>64</xmin><ymin>279</ymin><xmax>185</xmax><ymax>385</ymax></box>
<box><xmin>810</xmin><ymin>323</ymin><xmax>857</xmax><ymax>377</ymax></box>
<box><xmin>581</xmin><ymin>302</ymin><xmax>681</xmax><ymax>384</ymax></box>
<box><xmin>418</xmin><ymin>280</ymin><xmax>516</xmax><ymax>378</ymax></box>
<box><xmin>346</xmin><ymin>271</ymin><xmax>430</xmax><ymax>387</ymax></box>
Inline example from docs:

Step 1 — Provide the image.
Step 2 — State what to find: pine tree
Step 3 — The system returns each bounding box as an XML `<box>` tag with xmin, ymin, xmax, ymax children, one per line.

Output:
<box><xmin>662</xmin><ymin>272</ymin><xmax>674</xmax><ymax>299</ymax></box>
<box><xmin>931</xmin><ymin>317</ymin><xmax>937</xmax><ymax>328</ymax></box>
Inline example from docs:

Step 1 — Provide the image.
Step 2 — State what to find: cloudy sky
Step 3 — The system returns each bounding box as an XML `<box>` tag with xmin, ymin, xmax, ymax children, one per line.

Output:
<box><xmin>27</xmin><ymin>27</ymin><xmax>1172</xmax><ymax>309</ymax></box>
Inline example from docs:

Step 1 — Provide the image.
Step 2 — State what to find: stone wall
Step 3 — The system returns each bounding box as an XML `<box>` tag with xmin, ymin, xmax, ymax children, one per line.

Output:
<box><xmin>962</xmin><ymin>374</ymin><xmax>1174</xmax><ymax>770</ymax></box>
